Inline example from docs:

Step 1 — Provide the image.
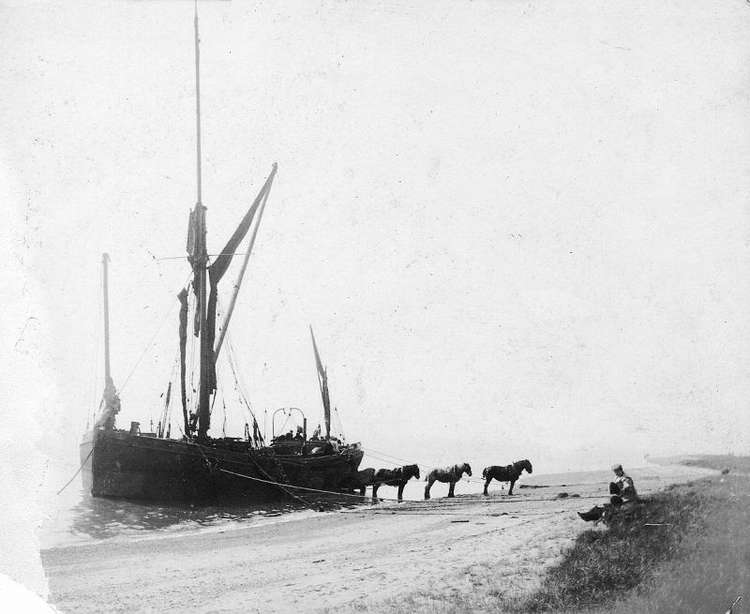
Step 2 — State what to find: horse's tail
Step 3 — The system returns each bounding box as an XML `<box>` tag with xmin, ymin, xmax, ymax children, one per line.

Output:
<box><xmin>482</xmin><ymin>467</ymin><xmax>488</xmax><ymax>479</ymax></box>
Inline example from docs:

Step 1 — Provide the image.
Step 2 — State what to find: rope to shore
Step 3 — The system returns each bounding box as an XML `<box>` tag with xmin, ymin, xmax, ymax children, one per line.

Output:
<box><xmin>216</xmin><ymin>465</ymin><xmax>606</xmax><ymax>509</ymax></box>
<box><xmin>56</xmin><ymin>441</ymin><xmax>610</xmax><ymax>511</ymax></box>
<box><xmin>190</xmin><ymin>441</ymin><xmax>318</xmax><ymax>509</ymax></box>
<box><xmin>57</xmin><ymin>448</ymin><xmax>94</xmax><ymax>495</ymax></box>
<box><xmin>187</xmin><ymin>440</ymin><xmax>408</xmax><ymax>506</ymax></box>
<box><xmin>194</xmin><ymin>439</ymin><xmax>611</xmax><ymax>508</ymax></box>
<box><xmin>216</xmin><ymin>467</ymin><xmax>406</xmax><ymax>504</ymax></box>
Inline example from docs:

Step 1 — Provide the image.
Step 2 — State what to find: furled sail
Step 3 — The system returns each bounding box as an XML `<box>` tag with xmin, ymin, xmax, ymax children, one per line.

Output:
<box><xmin>208</xmin><ymin>166</ymin><xmax>277</xmax><ymax>282</ymax></box>
<box><xmin>310</xmin><ymin>326</ymin><xmax>331</xmax><ymax>439</ymax></box>
<box><xmin>177</xmin><ymin>288</ymin><xmax>190</xmax><ymax>436</ymax></box>
<box><xmin>203</xmin><ymin>167</ymin><xmax>277</xmax><ymax>399</ymax></box>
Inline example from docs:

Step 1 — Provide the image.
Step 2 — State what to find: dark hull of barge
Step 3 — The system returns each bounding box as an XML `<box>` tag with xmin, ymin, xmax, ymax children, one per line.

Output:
<box><xmin>80</xmin><ymin>428</ymin><xmax>364</xmax><ymax>503</ymax></box>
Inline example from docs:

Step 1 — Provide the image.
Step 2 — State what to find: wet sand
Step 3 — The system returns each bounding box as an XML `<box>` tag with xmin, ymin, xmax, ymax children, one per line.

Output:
<box><xmin>42</xmin><ymin>465</ymin><xmax>713</xmax><ymax>613</ymax></box>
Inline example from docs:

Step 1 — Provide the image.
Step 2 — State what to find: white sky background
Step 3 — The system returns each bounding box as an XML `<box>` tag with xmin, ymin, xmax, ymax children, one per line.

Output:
<box><xmin>2</xmin><ymin>0</ymin><xmax>750</xmax><ymax>596</ymax></box>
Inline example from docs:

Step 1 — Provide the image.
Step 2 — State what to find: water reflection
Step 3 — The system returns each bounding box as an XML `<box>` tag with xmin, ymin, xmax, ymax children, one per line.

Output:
<box><xmin>63</xmin><ymin>493</ymin><xmax>364</xmax><ymax>544</ymax></box>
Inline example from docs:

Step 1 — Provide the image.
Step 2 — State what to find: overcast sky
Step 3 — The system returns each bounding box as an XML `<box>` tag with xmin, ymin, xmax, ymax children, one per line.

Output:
<box><xmin>4</xmin><ymin>0</ymin><xmax>750</xmax><ymax>553</ymax></box>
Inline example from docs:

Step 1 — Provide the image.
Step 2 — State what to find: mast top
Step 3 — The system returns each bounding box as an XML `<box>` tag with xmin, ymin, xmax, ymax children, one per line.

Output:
<box><xmin>194</xmin><ymin>0</ymin><xmax>203</xmax><ymax>206</ymax></box>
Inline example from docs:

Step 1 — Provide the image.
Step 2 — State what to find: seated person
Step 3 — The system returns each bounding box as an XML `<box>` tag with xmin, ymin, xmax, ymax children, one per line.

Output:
<box><xmin>609</xmin><ymin>463</ymin><xmax>637</xmax><ymax>505</ymax></box>
<box><xmin>578</xmin><ymin>463</ymin><xmax>638</xmax><ymax>523</ymax></box>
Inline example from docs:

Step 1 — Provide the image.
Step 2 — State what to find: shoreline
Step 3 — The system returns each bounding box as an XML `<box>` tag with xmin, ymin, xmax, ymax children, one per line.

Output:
<box><xmin>40</xmin><ymin>461</ymin><xmax>715</xmax><ymax>551</ymax></box>
<box><xmin>42</xmin><ymin>463</ymin><xmax>713</xmax><ymax>613</ymax></box>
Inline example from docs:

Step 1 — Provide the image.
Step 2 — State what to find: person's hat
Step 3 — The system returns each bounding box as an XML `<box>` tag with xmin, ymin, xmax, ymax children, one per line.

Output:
<box><xmin>612</xmin><ymin>463</ymin><xmax>623</xmax><ymax>471</ymax></box>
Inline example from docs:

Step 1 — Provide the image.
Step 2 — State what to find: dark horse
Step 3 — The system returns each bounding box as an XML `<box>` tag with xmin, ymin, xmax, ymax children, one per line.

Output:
<box><xmin>424</xmin><ymin>463</ymin><xmax>472</xmax><ymax>499</ymax></box>
<box><xmin>482</xmin><ymin>459</ymin><xmax>532</xmax><ymax>496</ymax></box>
<box><xmin>372</xmin><ymin>464</ymin><xmax>420</xmax><ymax>501</ymax></box>
<box><xmin>354</xmin><ymin>468</ymin><xmax>376</xmax><ymax>496</ymax></box>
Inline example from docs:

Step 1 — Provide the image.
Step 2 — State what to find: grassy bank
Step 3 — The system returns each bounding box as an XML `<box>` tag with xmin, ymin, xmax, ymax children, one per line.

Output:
<box><xmin>351</xmin><ymin>464</ymin><xmax>749</xmax><ymax>613</ymax></box>
<box><xmin>519</xmin><ymin>473</ymin><xmax>749</xmax><ymax>613</ymax></box>
<box><xmin>515</xmin><ymin>473</ymin><xmax>749</xmax><ymax>613</ymax></box>
<box><xmin>515</xmin><ymin>486</ymin><xmax>704</xmax><ymax>612</ymax></box>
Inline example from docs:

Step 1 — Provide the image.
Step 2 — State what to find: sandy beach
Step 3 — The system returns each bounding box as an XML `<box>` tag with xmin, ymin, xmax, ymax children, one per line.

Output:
<box><xmin>41</xmin><ymin>464</ymin><xmax>714</xmax><ymax>613</ymax></box>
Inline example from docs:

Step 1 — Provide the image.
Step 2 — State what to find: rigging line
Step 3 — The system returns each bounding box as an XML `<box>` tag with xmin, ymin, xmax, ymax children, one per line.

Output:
<box><xmin>57</xmin><ymin>447</ymin><xmax>94</xmax><ymax>495</ymax></box>
<box><xmin>155</xmin><ymin>252</ymin><xmax>253</xmax><ymax>261</ymax></box>
<box><xmin>120</xmin><ymin>271</ymin><xmax>192</xmax><ymax>393</ymax></box>
<box><xmin>226</xmin><ymin>345</ymin><xmax>253</xmax><ymax>424</ymax></box>
<box><xmin>362</xmin><ymin>448</ymin><xmax>478</xmax><ymax>477</ymax></box>
<box><xmin>160</xmin><ymin>351</ymin><xmax>180</xmax><ymax>434</ymax></box>
<box><xmin>224</xmin><ymin>332</ymin><xmax>259</xmax><ymax>425</ymax></box>
<box><xmin>361</xmin><ymin>452</ymin><xmax>446</xmax><ymax>476</ymax></box>
<box><xmin>229</xmin><ymin>345</ymin><xmax>256</xmax><ymax>422</ymax></box>
<box><xmin>223</xmin><ymin>330</ymin><xmax>246</xmax><ymax>395</ymax></box>
<box><xmin>120</xmin><ymin>299</ymin><xmax>179</xmax><ymax>392</ymax></box>
<box><xmin>333</xmin><ymin>407</ymin><xmax>346</xmax><ymax>441</ymax></box>
<box><xmin>364</xmin><ymin>447</ymin><xmax>434</xmax><ymax>468</ymax></box>
<box><xmin>363</xmin><ymin>450</ymin><xmax>416</xmax><ymax>466</ymax></box>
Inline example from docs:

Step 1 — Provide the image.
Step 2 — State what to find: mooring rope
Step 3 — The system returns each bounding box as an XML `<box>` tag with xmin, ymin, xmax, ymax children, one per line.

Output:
<box><xmin>216</xmin><ymin>467</ymin><xmax>404</xmax><ymax>504</ymax></box>
<box><xmin>190</xmin><ymin>441</ymin><xmax>325</xmax><ymax>509</ymax></box>
<box><xmin>214</xmin><ymin>465</ymin><xmax>604</xmax><ymax>508</ymax></box>
<box><xmin>57</xmin><ymin>448</ymin><xmax>94</xmax><ymax>495</ymax></box>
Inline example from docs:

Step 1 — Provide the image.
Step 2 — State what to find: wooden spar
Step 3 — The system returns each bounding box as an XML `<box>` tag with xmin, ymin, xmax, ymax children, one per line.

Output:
<box><xmin>197</xmin><ymin>238</ymin><xmax>210</xmax><ymax>439</ymax></box>
<box><xmin>102</xmin><ymin>252</ymin><xmax>112</xmax><ymax>388</ymax></box>
<box><xmin>100</xmin><ymin>252</ymin><xmax>119</xmax><ymax>429</ymax></box>
<box><xmin>194</xmin><ymin>1</ymin><xmax>202</xmax><ymax>206</ymax></box>
<box><xmin>213</xmin><ymin>164</ymin><xmax>278</xmax><ymax>361</ymax></box>
<box><xmin>193</xmin><ymin>2</ymin><xmax>211</xmax><ymax>439</ymax></box>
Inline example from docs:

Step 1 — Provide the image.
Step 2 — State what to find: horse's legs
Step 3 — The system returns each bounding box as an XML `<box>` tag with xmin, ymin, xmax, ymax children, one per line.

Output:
<box><xmin>372</xmin><ymin>483</ymin><xmax>380</xmax><ymax>501</ymax></box>
<box><xmin>508</xmin><ymin>479</ymin><xmax>516</xmax><ymax>496</ymax></box>
<box><xmin>424</xmin><ymin>478</ymin><xmax>433</xmax><ymax>499</ymax></box>
<box><xmin>483</xmin><ymin>476</ymin><xmax>492</xmax><ymax>496</ymax></box>
<box><xmin>448</xmin><ymin>481</ymin><xmax>455</xmax><ymax>498</ymax></box>
<box><xmin>359</xmin><ymin>485</ymin><xmax>365</xmax><ymax>497</ymax></box>
<box><xmin>397</xmin><ymin>482</ymin><xmax>405</xmax><ymax>501</ymax></box>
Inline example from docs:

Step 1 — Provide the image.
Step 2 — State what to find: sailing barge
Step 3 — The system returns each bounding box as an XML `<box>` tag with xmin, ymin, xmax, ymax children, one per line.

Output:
<box><xmin>80</xmin><ymin>11</ymin><xmax>363</xmax><ymax>503</ymax></box>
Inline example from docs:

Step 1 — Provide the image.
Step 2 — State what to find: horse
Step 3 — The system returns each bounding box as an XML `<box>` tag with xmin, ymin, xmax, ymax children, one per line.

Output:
<box><xmin>372</xmin><ymin>464</ymin><xmax>420</xmax><ymax>501</ymax></box>
<box><xmin>353</xmin><ymin>468</ymin><xmax>376</xmax><ymax>496</ymax></box>
<box><xmin>482</xmin><ymin>459</ymin><xmax>532</xmax><ymax>496</ymax></box>
<box><xmin>424</xmin><ymin>463</ymin><xmax>472</xmax><ymax>499</ymax></box>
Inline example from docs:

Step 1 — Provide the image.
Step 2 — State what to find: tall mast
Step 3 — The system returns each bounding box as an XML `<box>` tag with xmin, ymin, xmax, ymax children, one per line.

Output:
<box><xmin>193</xmin><ymin>1</ymin><xmax>211</xmax><ymax>440</ymax></box>
<box><xmin>99</xmin><ymin>252</ymin><xmax>120</xmax><ymax>430</ymax></box>
<box><xmin>188</xmin><ymin>3</ymin><xmax>277</xmax><ymax>439</ymax></box>
<box><xmin>194</xmin><ymin>1</ymin><xmax>202</xmax><ymax>206</ymax></box>
<box><xmin>102</xmin><ymin>252</ymin><xmax>112</xmax><ymax>389</ymax></box>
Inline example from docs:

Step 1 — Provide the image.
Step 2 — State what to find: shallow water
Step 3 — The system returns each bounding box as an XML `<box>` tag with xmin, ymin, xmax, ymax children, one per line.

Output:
<box><xmin>40</xmin><ymin>462</ymin><xmax>713</xmax><ymax>550</ymax></box>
